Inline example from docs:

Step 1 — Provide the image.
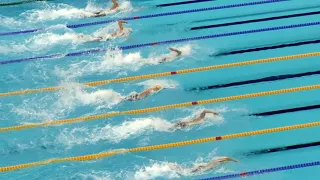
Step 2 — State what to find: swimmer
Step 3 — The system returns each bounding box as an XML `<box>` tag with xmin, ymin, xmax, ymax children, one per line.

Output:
<box><xmin>173</xmin><ymin>110</ymin><xmax>219</xmax><ymax>128</ymax></box>
<box><xmin>123</xmin><ymin>85</ymin><xmax>163</xmax><ymax>101</ymax></box>
<box><xmin>91</xmin><ymin>0</ymin><xmax>120</xmax><ymax>17</ymax></box>
<box><xmin>110</xmin><ymin>20</ymin><xmax>131</xmax><ymax>38</ymax></box>
<box><xmin>189</xmin><ymin>157</ymin><xmax>238</xmax><ymax>173</ymax></box>
<box><xmin>159</xmin><ymin>47</ymin><xmax>183</xmax><ymax>63</ymax></box>
<box><xmin>171</xmin><ymin>157</ymin><xmax>238</xmax><ymax>174</ymax></box>
<box><xmin>77</xmin><ymin>20</ymin><xmax>131</xmax><ymax>42</ymax></box>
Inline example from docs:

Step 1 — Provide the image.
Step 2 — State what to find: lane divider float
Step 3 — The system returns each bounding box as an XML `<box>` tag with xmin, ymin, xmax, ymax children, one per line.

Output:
<box><xmin>1</xmin><ymin>51</ymin><xmax>320</xmax><ymax>97</ymax></box>
<box><xmin>1</xmin><ymin>121</ymin><xmax>320</xmax><ymax>172</ymax></box>
<box><xmin>201</xmin><ymin>161</ymin><xmax>320</xmax><ymax>180</ymax></box>
<box><xmin>1</xmin><ymin>84</ymin><xmax>320</xmax><ymax>132</ymax></box>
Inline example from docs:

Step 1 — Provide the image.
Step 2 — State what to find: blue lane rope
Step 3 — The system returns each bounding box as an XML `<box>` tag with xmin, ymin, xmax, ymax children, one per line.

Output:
<box><xmin>2</xmin><ymin>20</ymin><xmax>319</xmax><ymax>65</ymax></box>
<box><xmin>0</xmin><ymin>0</ymin><xmax>287</xmax><ymax>36</ymax></box>
<box><xmin>200</xmin><ymin>161</ymin><xmax>320</xmax><ymax>180</ymax></box>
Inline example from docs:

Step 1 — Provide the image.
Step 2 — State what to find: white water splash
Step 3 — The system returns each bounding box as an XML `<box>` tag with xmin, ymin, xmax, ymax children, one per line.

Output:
<box><xmin>56</xmin><ymin>117</ymin><xmax>173</xmax><ymax>148</ymax></box>
<box><xmin>57</xmin><ymin>83</ymin><xmax>124</xmax><ymax>108</ymax></box>
<box><xmin>22</xmin><ymin>1</ymin><xmax>133</xmax><ymax>21</ymax></box>
<box><xmin>0</xmin><ymin>22</ymin><xmax>132</xmax><ymax>55</ymax></box>
<box><xmin>133</xmin><ymin>150</ymin><xmax>234</xmax><ymax>180</ymax></box>
<box><xmin>11</xmin><ymin>94</ymin><xmax>70</xmax><ymax>123</ymax></box>
<box><xmin>134</xmin><ymin>162</ymin><xmax>182</xmax><ymax>180</ymax></box>
<box><xmin>28</xmin><ymin>32</ymin><xmax>80</xmax><ymax>47</ymax></box>
<box><xmin>10</xmin><ymin>79</ymin><xmax>177</xmax><ymax>122</ymax></box>
<box><xmin>10</xmin><ymin>82</ymin><xmax>122</xmax><ymax>122</ymax></box>
<box><xmin>0</xmin><ymin>43</ymin><xmax>30</xmax><ymax>55</ymax></box>
<box><xmin>54</xmin><ymin>44</ymin><xmax>193</xmax><ymax>80</ymax></box>
<box><xmin>136</xmin><ymin>79</ymin><xmax>179</xmax><ymax>89</ymax></box>
<box><xmin>69</xmin><ymin>171</ymin><xmax>113</xmax><ymax>180</ymax></box>
<box><xmin>0</xmin><ymin>27</ymin><xmax>80</xmax><ymax>55</ymax></box>
<box><xmin>0</xmin><ymin>1</ymin><xmax>133</xmax><ymax>29</ymax></box>
<box><xmin>0</xmin><ymin>15</ymin><xmax>23</xmax><ymax>29</ymax></box>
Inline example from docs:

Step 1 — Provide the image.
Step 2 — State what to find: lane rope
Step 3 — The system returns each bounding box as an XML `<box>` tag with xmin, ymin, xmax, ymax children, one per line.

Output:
<box><xmin>1</xmin><ymin>121</ymin><xmax>320</xmax><ymax>172</ymax></box>
<box><xmin>200</xmin><ymin>161</ymin><xmax>320</xmax><ymax>180</ymax></box>
<box><xmin>0</xmin><ymin>0</ymin><xmax>287</xmax><ymax>36</ymax></box>
<box><xmin>1</xmin><ymin>51</ymin><xmax>320</xmax><ymax>97</ymax></box>
<box><xmin>1</xmin><ymin>84</ymin><xmax>320</xmax><ymax>132</ymax></box>
<box><xmin>2</xmin><ymin>20</ymin><xmax>319</xmax><ymax>65</ymax></box>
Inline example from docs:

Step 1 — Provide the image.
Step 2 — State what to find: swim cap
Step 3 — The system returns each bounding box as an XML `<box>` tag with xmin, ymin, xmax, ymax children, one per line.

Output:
<box><xmin>155</xmin><ymin>85</ymin><xmax>162</xmax><ymax>89</ymax></box>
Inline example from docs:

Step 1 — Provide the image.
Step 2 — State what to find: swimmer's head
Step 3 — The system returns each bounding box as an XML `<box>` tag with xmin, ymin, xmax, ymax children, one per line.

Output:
<box><xmin>176</xmin><ymin>122</ymin><xmax>188</xmax><ymax>128</ymax></box>
<box><xmin>154</xmin><ymin>85</ymin><xmax>162</xmax><ymax>91</ymax></box>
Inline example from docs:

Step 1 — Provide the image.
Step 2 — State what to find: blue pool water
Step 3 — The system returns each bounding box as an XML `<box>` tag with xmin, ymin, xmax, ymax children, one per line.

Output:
<box><xmin>1</xmin><ymin>0</ymin><xmax>320</xmax><ymax>179</ymax></box>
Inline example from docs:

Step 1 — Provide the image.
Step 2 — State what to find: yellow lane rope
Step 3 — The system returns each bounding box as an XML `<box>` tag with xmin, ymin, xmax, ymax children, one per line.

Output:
<box><xmin>1</xmin><ymin>51</ymin><xmax>319</xmax><ymax>97</ymax></box>
<box><xmin>1</xmin><ymin>121</ymin><xmax>320</xmax><ymax>172</ymax></box>
<box><xmin>1</xmin><ymin>84</ymin><xmax>319</xmax><ymax>133</ymax></box>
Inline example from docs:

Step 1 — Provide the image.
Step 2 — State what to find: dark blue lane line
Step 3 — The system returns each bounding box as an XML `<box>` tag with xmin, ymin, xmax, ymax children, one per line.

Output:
<box><xmin>244</xmin><ymin>141</ymin><xmax>320</xmax><ymax>156</ymax></box>
<box><xmin>214</xmin><ymin>39</ymin><xmax>320</xmax><ymax>56</ymax></box>
<box><xmin>191</xmin><ymin>10</ymin><xmax>320</xmax><ymax>30</ymax></box>
<box><xmin>156</xmin><ymin>0</ymin><xmax>213</xmax><ymax>7</ymax></box>
<box><xmin>192</xmin><ymin>5</ymin><xmax>320</xmax><ymax>24</ymax></box>
<box><xmin>188</xmin><ymin>70</ymin><xmax>320</xmax><ymax>91</ymax></box>
<box><xmin>250</xmin><ymin>104</ymin><xmax>320</xmax><ymax>116</ymax></box>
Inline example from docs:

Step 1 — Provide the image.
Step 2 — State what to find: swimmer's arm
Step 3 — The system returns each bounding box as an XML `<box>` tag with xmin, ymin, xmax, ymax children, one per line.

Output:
<box><xmin>139</xmin><ymin>86</ymin><xmax>158</xmax><ymax>97</ymax></box>
<box><xmin>200</xmin><ymin>157</ymin><xmax>238</xmax><ymax>171</ymax></box>
<box><xmin>110</xmin><ymin>0</ymin><xmax>119</xmax><ymax>10</ymax></box>
<box><xmin>111</xmin><ymin>20</ymin><xmax>128</xmax><ymax>37</ymax></box>
<box><xmin>118</xmin><ymin>20</ymin><xmax>127</xmax><ymax>31</ymax></box>
<box><xmin>221</xmin><ymin>157</ymin><xmax>238</xmax><ymax>162</ymax></box>
<box><xmin>185</xmin><ymin>117</ymin><xmax>203</xmax><ymax>126</ymax></box>
<box><xmin>188</xmin><ymin>110</ymin><xmax>219</xmax><ymax>125</ymax></box>
<box><xmin>202</xmin><ymin>110</ymin><xmax>219</xmax><ymax>116</ymax></box>
<box><xmin>201</xmin><ymin>161</ymin><xmax>220</xmax><ymax>170</ymax></box>
<box><xmin>169</xmin><ymin>48</ymin><xmax>182</xmax><ymax>56</ymax></box>
<box><xmin>210</xmin><ymin>157</ymin><xmax>238</xmax><ymax>166</ymax></box>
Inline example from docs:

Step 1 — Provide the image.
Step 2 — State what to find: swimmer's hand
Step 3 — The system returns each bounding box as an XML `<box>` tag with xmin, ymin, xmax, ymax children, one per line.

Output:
<box><xmin>119</xmin><ymin>20</ymin><xmax>128</xmax><ymax>23</ymax></box>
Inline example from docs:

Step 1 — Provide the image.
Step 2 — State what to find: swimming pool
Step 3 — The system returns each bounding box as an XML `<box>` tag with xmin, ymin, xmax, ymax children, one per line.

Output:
<box><xmin>1</xmin><ymin>0</ymin><xmax>320</xmax><ymax>179</ymax></box>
